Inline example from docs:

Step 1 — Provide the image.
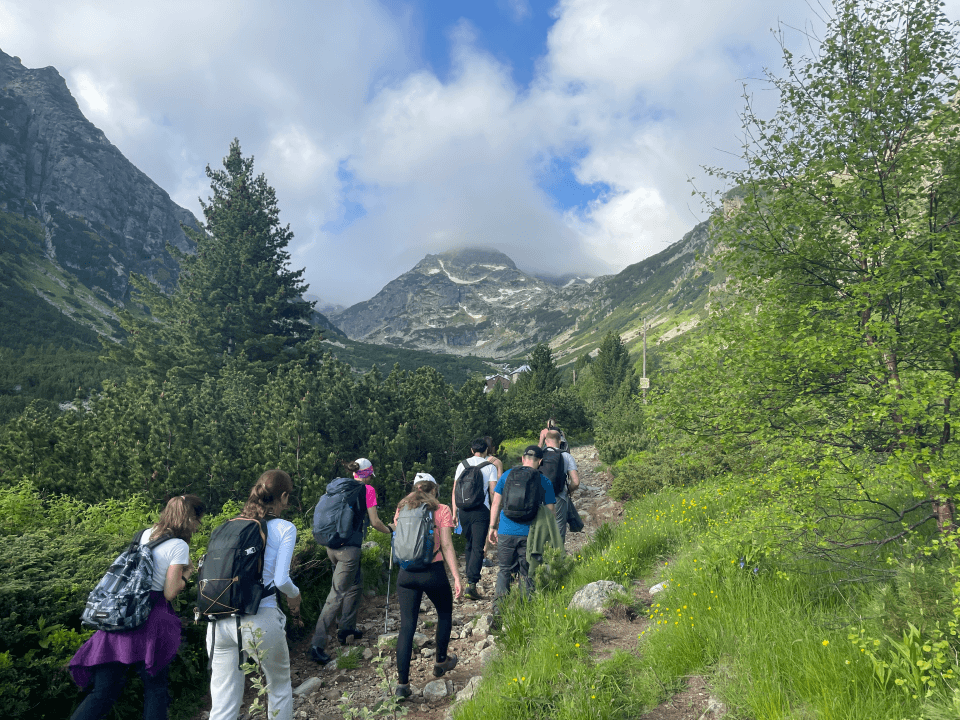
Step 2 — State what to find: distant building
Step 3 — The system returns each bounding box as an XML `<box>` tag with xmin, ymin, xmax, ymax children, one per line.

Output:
<box><xmin>484</xmin><ymin>364</ymin><xmax>530</xmax><ymax>393</ymax></box>
<box><xmin>484</xmin><ymin>374</ymin><xmax>511</xmax><ymax>393</ymax></box>
<box><xmin>510</xmin><ymin>365</ymin><xmax>530</xmax><ymax>384</ymax></box>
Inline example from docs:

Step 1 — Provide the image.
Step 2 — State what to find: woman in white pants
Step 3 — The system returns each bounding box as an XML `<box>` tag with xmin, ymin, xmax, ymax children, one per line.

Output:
<box><xmin>208</xmin><ymin>470</ymin><xmax>302</xmax><ymax>720</ymax></box>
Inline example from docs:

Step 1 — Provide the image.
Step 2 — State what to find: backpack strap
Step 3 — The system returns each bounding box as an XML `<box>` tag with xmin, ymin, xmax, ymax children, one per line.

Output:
<box><xmin>128</xmin><ymin>527</ymin><xmax>149</xmax><ymax>552</ymax></box>
<box><xmin>236</xmin><ymin>615</ymin><xmax>245</xmax><ymax>671</ymax></box>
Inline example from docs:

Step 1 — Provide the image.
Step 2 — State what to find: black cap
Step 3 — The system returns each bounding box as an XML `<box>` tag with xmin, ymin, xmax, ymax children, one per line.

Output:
<box><xmin>522</xmin><ymin>444</ymin><xmax>544</xmax><ymax>460</ymax></box>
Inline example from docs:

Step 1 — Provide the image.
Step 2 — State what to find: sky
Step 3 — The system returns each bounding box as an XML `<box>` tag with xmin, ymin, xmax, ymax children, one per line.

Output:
<box><xmin>3</xmin><ymin>1</ymin><xmax>959</xmax><ymax>307</ymax></box>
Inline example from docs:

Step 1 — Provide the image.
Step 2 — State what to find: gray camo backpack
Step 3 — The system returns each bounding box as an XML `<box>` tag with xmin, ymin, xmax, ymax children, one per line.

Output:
<box><xmin>81</xmin><ymin>528</ymin><xmax>168</xmax><ymax>632</ymax></box>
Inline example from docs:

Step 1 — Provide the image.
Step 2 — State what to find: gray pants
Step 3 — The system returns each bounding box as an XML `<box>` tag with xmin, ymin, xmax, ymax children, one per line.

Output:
<box><xmin>311</xmin><ymin>545</ymin><xmax>362</xmax><ymax>650</ymax></box>
<box><xmin>494</xmin><ymin>534</ymin><xmax>536</xmax><ymax>604</ymax></box>
<box><xmin>554</xmin><ymin>495</ymin><xmax>569</xmax><ymax>546</ymax></box>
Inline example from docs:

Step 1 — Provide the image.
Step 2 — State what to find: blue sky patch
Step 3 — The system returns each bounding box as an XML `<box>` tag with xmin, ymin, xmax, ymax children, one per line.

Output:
<box><xmin>537</xmin><ymin>151</ymin><xmax>611</xmax><ymax>211</ymax></box>
<box><xmin>322</xmin><ymin>162</ymin><xmax>368</xmax><ymax>234</ymax></box>
<box><xmin>387</xmin><ymin>0</ymin><xmax>557</xmax><ymax>89</ymax></box>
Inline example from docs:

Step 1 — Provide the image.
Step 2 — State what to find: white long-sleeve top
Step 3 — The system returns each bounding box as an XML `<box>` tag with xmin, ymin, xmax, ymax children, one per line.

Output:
<box><xmin>259</xmin><ymin>518</ymin><xmax>300</xmax><ymax>608</ymax></box>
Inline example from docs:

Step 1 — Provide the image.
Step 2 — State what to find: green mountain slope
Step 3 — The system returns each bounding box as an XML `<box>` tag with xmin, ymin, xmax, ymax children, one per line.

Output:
<box><xmin>549</xmin><ymin>218</ymin><xmax>716</xmax><ymax>366</ymax></box>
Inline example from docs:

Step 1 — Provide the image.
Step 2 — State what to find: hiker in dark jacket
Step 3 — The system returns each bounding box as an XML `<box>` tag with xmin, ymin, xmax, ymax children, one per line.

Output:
<box><xmin>309</xmin><ymin>458</ymin><xmax>394</xmax><ymax>664</ymax></box>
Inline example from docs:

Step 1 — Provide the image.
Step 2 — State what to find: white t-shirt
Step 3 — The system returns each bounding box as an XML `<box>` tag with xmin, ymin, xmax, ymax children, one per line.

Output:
<box><xmin>454</xmin><ymin>455</ymin><xmax>500</xmax><ymax>509</ymax></box>
<box><xmin>141</xmin><ymin>527</ymin><xmax>190</xmax><ymax>592</ymax></box>
<box><xmin>259</xmin><ymin>518</ymin><xmax>300</xmax><ymax>608</ymax></box>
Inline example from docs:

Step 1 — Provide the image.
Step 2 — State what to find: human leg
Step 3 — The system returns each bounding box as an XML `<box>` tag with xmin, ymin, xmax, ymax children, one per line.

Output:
<box><xmin>395</xmin><ymin>570</ymin><xmax>425</xmax><ymax>685</ymax></box>
<box><xmin>494</xmin><ymin>534</ymin><xmax>522</xmax><ymax>602</ymax></box>
<box><xmin>207</xmin><ymin>618</ymin><xmax>245</xmax><ymax>720</ymax></box>
<box><xmin>311</xmin><ymin>545</ymin><xmax>361</xmax><ymax>651</ymax></box>
<box><xmin>515</xmin><ymin>536</ymin><xmax>533</xmax><ymax>596</ymax></box>
<box><xmin>245</xmin><ymin>607</ymin><xmax>293</xmax><ymax>720</ymax></box>
<box><xmin>554</xmin><ymin>495</ymin><xmax>568</xmax><ymax>547</ymax></box>
<box><xmin>460</xmin><ymin>507</ymin><xmax>489</xmax><ymax>586</ymax></box>
<box><xmin>137</xmin><ymin>662</ymin><xmax>171</xmax><ymax>720</ymax></box>
<box><xmin>336</xmin><ymin>546</ymin><xmax>364</xmax><ymax>632</ymax></box>
<box><xmin>69</xmin><ymin>663</ymin><xmax>128</xmax><ymax>720</ymax></box>
<box><xmin>422</xmin><ymin>563</ymin><xmax>454</xmax><ymax>663</ymax></box>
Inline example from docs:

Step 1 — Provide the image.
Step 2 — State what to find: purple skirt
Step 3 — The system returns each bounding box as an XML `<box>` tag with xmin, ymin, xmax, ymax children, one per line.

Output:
<box><xmin>69</xmin><ymin>591</ymin><xmax>182</xmax><ymax>688</ymax></box>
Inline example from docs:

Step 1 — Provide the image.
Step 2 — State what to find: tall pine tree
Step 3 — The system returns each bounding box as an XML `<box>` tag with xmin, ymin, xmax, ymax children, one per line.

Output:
<box><xmin>119</xmin><ymin>139</ymin><xmax>315</xmax><ymax>378</ymax></box>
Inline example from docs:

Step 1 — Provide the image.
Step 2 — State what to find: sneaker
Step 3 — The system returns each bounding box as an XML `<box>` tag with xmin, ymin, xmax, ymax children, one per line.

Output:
<box><xmin>395</xmin><ymin>683</ymin><xmax>412</xmax><ymax>699</ymax></box>
<box><xmin>308</xmin><ymin>646</ymin><xmax>333</xmax><ymax>665</ymax></box>
<box><xmin>337</xmin><ymin>628</ymin><xmax>363</xmax><ymax>645</ymax></box>
<box><xmin>481</xmin><ymin>558</ymin><xmax>494</xmax><ymax>568</ymax></box>
<box><xmin>465</xmin><ymin>583</ymin><xmax>482</xmax><ymax>601</ymax></box>
<box><xmin>433</xmin><ymin>653</ymin><xmax>458</xmax><ymax>677</ymax></box>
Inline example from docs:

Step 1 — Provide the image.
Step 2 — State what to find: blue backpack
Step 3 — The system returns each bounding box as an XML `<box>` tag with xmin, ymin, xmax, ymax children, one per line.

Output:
<box><xmin>313</xmin><ymin>478</ymin><xmax>365</xmax><ymax>548</ymax></box>
<box><xmin>81</xmin><ymin>529</ymin><xmax>168</xmax><ymax>632</ymax></box>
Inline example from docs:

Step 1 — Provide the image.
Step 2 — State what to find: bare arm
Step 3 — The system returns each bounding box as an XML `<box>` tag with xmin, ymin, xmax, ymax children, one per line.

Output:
<box><xmin>451</xmin><ymin>477</ymin><xmax>459</xmax><ymax>524</ymax></box>
<box><xmin>438</xmin><ymin>525</ymin><xmax>462</xmax><ymax>599</ymax></box>
<box><xmin>163</xmin><ymin>563</ymin><xmax>188</xmax><ymax>602</ymax></box>
<box><xmin>367</xmin><ymin>506</ymin><xmax>394</xmax><ymax>535</ymax></box>
<box><xmin>567</xmin><ymin>469</ymin><xmax>581</xmax><ymax>493</ymax></box>
<box><xmin>487</xmin><ymin>492</ymin><xmax>502</xmax><ymax>544</ymax></box>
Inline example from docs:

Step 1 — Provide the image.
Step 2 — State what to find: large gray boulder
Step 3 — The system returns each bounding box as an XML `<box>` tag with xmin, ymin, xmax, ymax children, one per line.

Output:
<box><xmin>568</xmin><ymin>580</ymin><xmax>627</xmax><ymax>613</ymax></box>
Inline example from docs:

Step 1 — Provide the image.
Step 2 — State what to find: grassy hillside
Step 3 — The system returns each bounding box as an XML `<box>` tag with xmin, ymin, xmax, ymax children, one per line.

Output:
<box><xmin>545</xmin><ymin>219</ymin><xmax>717</xmax><ymax>372</ymax></box>
<box><xmin>319</xmin><ymin>335</ymin><xmax>497</xmax><ymax>386</ymax></box>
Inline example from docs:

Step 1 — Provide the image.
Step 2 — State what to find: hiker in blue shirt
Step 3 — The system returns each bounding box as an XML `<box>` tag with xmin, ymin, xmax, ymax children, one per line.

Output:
<box><xmin>487</xmin><ymin>445</ymin><xmax>556</xmax><ymax>605</ymax></box>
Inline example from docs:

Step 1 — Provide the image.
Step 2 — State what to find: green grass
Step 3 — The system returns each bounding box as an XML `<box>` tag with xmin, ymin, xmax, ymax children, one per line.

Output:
<box><xmin>452</xmin><ymin>477</ymin><xmax>959</xmax><ymax>720</ymax></box>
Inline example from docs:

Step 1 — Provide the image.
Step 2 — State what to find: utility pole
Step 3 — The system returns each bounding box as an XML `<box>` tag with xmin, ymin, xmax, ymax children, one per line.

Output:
<box><xmin>642</xmin><ymin>317</ymin><xmax>647</xmax><ymax>404</ymax></box>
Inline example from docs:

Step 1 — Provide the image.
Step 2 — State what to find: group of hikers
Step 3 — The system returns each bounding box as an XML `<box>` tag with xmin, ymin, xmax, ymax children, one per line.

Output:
<box><xmin>67</xmin><ymin>420</ymin><xmax>580</xmax><ymax>719</ymax></box>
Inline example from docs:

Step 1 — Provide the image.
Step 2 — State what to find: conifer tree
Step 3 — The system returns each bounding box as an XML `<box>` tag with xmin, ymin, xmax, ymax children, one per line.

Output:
<box><xmin>119</xmin><ymin>139</ymin><xmax>314</xmax><ymax>378</ymax></box>
<box><xmin>513</xmin><ymin>343</ymin><xmax>562</xmax><ymax>395</ymax></box>
<box><xmin>592</xmin><ymin>332</ymin><xmax>632</xmax><ymax>398</ymax></box>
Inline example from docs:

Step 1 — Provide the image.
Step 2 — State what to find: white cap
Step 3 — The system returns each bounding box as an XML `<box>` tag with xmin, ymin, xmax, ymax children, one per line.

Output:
<box><xmin>353</xmin><ymin>458</ymin><xmax>375</xmax><ymax>479</ymax></box>
<box><xmin>414</xmin><ymin>472</ymin><xmax>438</xmax><ymax>487</ymax></box>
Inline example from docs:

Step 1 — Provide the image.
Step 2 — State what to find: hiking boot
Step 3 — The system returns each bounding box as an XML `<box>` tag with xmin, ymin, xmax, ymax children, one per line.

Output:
<box><xmin>465</xmin><ymin>583</ymin><xmax>482</xmax><ymax>601</ymax></box>
<box><xmin>433</xmin><ymin>653</ymin><xmax>458</xmax><ymax>677</ymax></box>
<box><xmin>337</xmin><ymin>628</ymin><xmax>363</xmax><ymax>645</ymax></box>
<box><xmin>308</xmin><ymin>646</ymin><xmax>333</xmax><ymax>665</ymax></box>
<box><xmin>395</xmin><ymin>683</ymin><xmax>412</xmax><ymax>699</ymax></box>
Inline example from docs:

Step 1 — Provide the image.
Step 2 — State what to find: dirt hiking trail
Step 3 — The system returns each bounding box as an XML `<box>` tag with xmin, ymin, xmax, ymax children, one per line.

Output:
<box><xmin>196</xmin><ymin>446</ymin><xmax>723</xmax><ymax>720</ymax></box>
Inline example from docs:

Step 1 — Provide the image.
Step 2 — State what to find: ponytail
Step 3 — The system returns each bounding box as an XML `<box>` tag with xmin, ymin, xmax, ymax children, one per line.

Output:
<box><xmin>242</xmin><ymin>469</ymin><xmax>293</xmax><ymax>520</ymax></box>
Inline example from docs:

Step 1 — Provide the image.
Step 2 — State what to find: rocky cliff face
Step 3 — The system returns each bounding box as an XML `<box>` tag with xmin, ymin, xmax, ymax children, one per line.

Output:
<box><xmin>330</xmin><ymin>247</ymin><xmax>590</xmax><ymax>358</ymax></box>
<box><xmin>0</xmin><ymin>48</ymin><xmax>199</xmax><ymax>300</ymax></box>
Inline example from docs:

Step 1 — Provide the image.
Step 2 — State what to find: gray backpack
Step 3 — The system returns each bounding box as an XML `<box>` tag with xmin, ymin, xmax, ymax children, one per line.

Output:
<box><xmin>81</xmin><ymin>529</ymin><xmax>168</xmax><ymax>632</ymax></box>
<box><xmin>392</xmin><ymin>504</ymin><xmax>435</xmax><ymax>571</ymax></box>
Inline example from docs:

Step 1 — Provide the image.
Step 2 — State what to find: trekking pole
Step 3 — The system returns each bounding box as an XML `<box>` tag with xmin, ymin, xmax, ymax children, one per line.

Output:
<box><xmin>384</xmin><ymin>537</ymin><xmax>394</xmax><ymax>635</ymax></box>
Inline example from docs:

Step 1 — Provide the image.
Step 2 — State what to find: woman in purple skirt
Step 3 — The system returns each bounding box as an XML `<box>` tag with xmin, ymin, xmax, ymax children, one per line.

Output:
<box><xmin>69</xmin><ymin>494</ymin><xmax>206</xmax><ymax>720</ymax></box>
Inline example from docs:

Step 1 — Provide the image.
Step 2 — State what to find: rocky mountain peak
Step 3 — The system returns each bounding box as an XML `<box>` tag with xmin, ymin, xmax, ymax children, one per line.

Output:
<box><xmin>0</xmin><ymin>47</ymin><xmax>199</xmax><ymax>300</ymax></box>
<box><xmin>410</xmin><ymin>247</ymin><xmax>521</xmax><ymax>287</ymax></box>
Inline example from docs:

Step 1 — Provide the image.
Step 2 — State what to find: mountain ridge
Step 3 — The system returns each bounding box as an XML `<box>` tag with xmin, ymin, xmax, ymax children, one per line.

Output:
<box><xmin>0</xmin><ymin>48</ymin><xmax>199</xmax><ymax>301</ymax></box>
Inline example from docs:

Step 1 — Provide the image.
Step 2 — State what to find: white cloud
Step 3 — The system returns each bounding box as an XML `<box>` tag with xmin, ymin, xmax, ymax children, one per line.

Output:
<box><xmin>0</xmin><ymin>0</ymin><xmax>827</xmax><ymax>307</ymax></box>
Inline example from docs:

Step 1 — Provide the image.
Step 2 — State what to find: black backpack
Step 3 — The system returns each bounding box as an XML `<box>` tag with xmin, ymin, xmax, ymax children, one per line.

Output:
<box><xmin>196</xmin><ymin>517</ymin><xmax>274</xmax><ymax>620</ymax></box>
<box><xmin>195</xmin><ymin>516</ymin><xmax>275</xmax><ymax>671</ymax></box>
<box><xmin>81</xmin><ymin>528</ymin><xmax>169</xmax><ymax>632</ymax></box>
<box><xmin>501</xmin><ymin>466</ymin><xmax>544</xmax><ymax>523</ymax></box>
<box><xmin>392</xmin><ymin>504</ymin><xmax>435</xmax><ymax>571</ymax></box>
<box><xmin>454</xmin><ymin>460</ymin><xmax>492</xmax><ymax>511</ymax></box>
<box><xmin>540</xmin><ymin>448</ymin><xmax>568</xmax><ymax>497</ymax></box>
<box><xmin>312</xmin><ymin>477</ymin><xmax>366</xmax><ymax>548</ymax></box>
